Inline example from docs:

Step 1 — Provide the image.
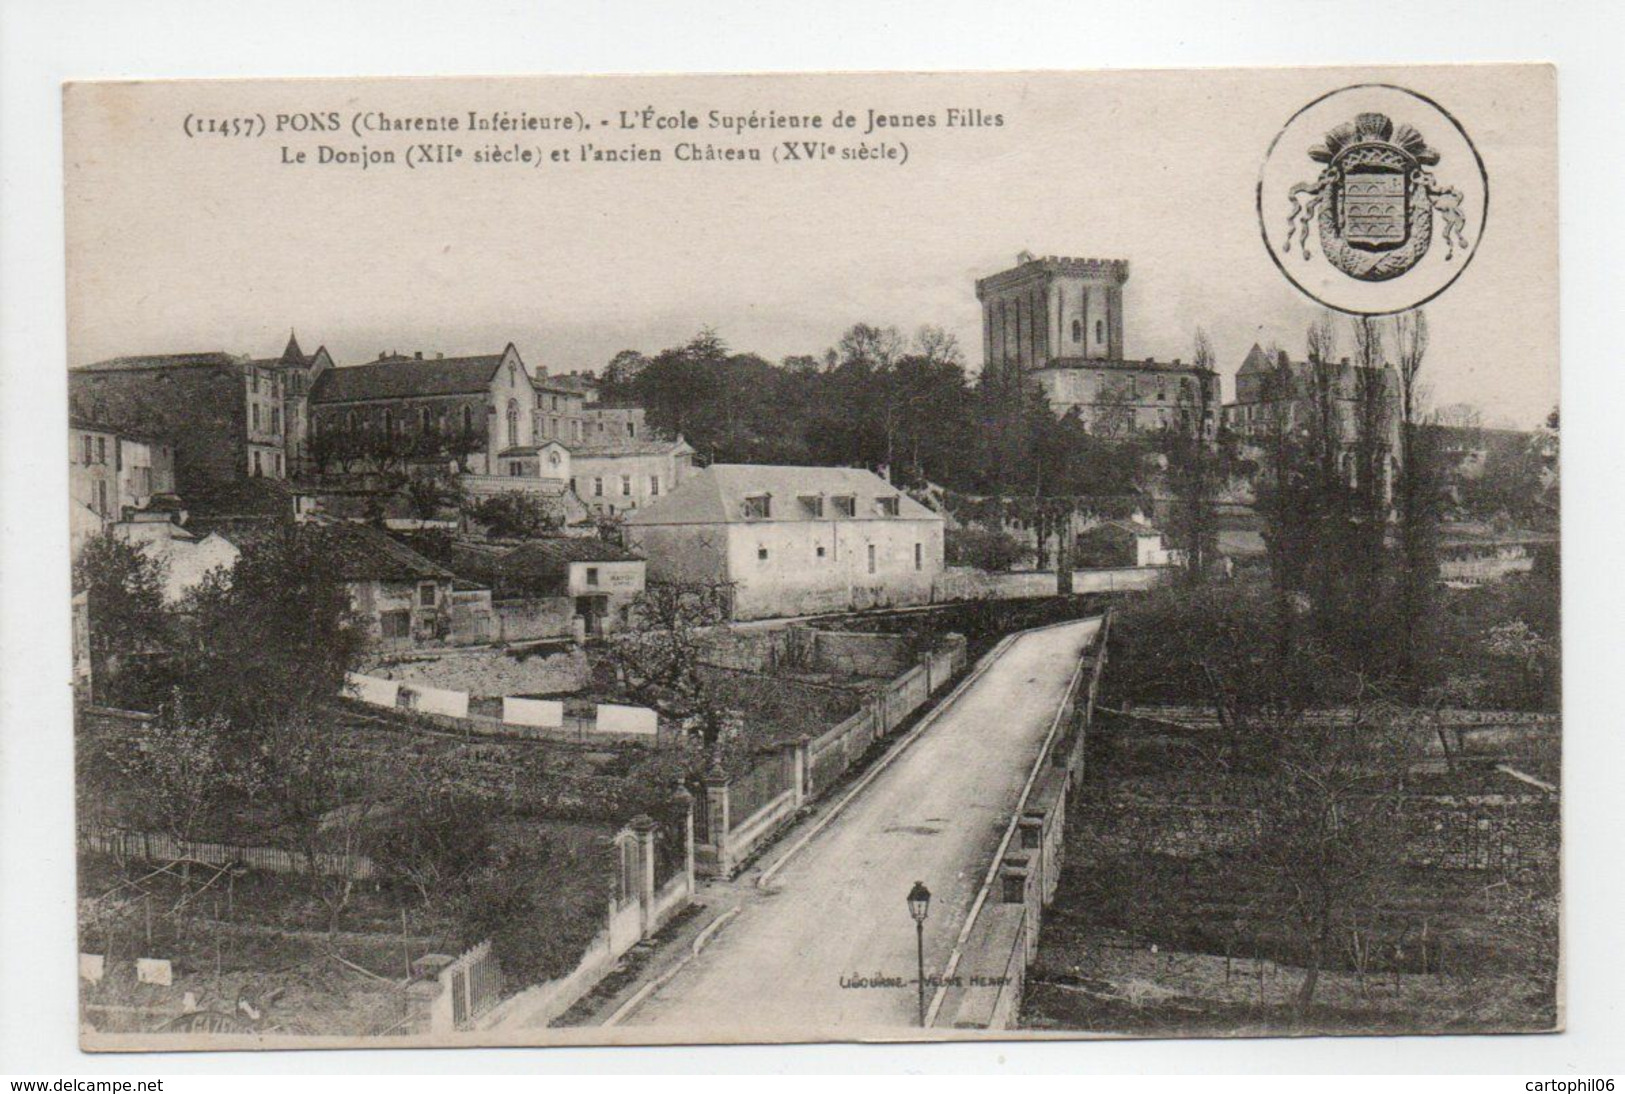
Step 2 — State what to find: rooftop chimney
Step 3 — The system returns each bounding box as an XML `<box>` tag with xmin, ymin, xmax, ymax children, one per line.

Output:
<box><xmin>415</xmin><ymin>351</ymin><xmax>423</xmax><ymax>360</ymax></box>
<box><xmin>378</xmin><ymin>351</ymin><xmax>386</xmax><ymax>360</ymax></box>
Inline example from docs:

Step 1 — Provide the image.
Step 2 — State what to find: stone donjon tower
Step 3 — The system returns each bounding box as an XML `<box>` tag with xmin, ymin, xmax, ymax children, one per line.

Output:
<box><xmin>975</xmin><ymin>253</ymin><xmax>1128</xmax><ymax>369</ymax></box>
<box><xmin>975</xmin><ymin>253</ymin><xmax>1220</xmax><ymax>436</ymax></box>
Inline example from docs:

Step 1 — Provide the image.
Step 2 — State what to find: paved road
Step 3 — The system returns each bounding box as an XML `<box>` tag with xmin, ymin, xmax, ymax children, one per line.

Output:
<box><xmin>622</xmin><ymin>617</ymin><xmax>1102</xmax><ymax>1038</ymax></box>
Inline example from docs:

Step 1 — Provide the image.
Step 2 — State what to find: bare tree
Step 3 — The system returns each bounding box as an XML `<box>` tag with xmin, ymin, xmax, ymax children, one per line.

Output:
<box><xmin>117</xmin><ymin>695</ymin><xmax>232</xmax><ymax>851</ymax></box>
<box><xmin>1090</xmin><ymin>375</ymin><xmax>1140</xmax><ymax>440</ymax></box>
<box><xmin>602</xmin><ymin>580</ymin><xmax>737</xmax><ymax>752</ymax></box>
<box><xmin>1238</xmin><ymin>690</ymin><xmax>1420</xmax><ymax>1013</ymax></box>
<box><xmin>1390</xmin><ymin>309</ymin><xmax>1437</xmax><ymax>699</ymax></box>
<box><xmin>1305</xmin><ymin>309</ymin><xmax>1338</xmax><ymax>374</ymax></box>
<box><xmin>914</xmin><ymin>324</ymin><xmax>963</xmax><ymax>366</ymax></box>
<box><xmin>1168</xmin><ymin>329</ymin><xmax>1220</xmax><ymax>583</ymax></box>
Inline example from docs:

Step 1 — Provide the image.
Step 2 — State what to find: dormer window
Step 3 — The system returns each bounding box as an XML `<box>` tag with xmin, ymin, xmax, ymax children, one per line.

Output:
<box><xmin>799</xmin><ymin>495</ymin><xmax>825</xmax><ymax>518</ymax></box>
<box><xmin>832</xmin><ymin>495</ymin><xmax>856</xmax><ymax>518</ymax></box>
<box><xmin>877</xmin><ymin>496</ymin><xmax>900</xmax><ymax>517</ymax></box>
<box><xmin>742</xmin><ymin>494</ymin><xmax>772</xmax><ymax>520</ymax></box>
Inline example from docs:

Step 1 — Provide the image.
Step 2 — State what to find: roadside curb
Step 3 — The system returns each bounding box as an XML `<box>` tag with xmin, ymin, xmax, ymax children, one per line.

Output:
<box><xmin>754</xmin><ymin>629</ymin><xmax>1024</xmax><ymax>892</ymax></box>
<box><xmin>602</xmin><ymin>905</ymin><xmax>742</xmax><ymax>1027</ymax></box>
<box><xmin>599</xmin><ymin>611</ymin><xmax>1104</xmax><ymax>1029</ymax></box>
<box><xmin>924</xmin><ymin>611</ymin><xmax>1108</xmax><ymax>1026</ymax></box>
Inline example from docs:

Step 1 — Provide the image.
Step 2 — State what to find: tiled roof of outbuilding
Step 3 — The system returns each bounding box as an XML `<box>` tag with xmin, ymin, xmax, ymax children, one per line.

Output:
<box><xmin>307</xmin><ymin>520</ymin><xmax>456</xmax><ymax>583</ymax></box>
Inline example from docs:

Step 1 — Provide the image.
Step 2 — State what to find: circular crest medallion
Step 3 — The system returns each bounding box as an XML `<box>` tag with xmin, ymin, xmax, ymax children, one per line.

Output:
<box><xmin>1257</xmin><ymin>84</ymin><xmax>1488</xmax><ymax>314</ymax></box>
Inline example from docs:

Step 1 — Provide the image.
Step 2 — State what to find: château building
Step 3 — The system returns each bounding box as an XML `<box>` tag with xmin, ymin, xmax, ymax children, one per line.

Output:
<box><xmin>975</xmin><ymin>253</ymin><xmax>1220</xmax><ymax>436</ymax></box>
<box><xmin>1223</xmin><ymin>343</ymin><xmax>1401</xmax><ymax>448</ymax></box>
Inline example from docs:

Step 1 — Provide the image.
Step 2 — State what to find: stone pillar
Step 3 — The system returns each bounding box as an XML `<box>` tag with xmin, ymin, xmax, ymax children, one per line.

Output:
<box><xmin>676</xmin><ymin>787</ymin><xmax>696</xmax><ymax>894</ymax></box>
<box><xmin>1002</xmin><ymin>852</ymin><xmax>1040</xmax><ymax>965</ymax></box>
<box><xmin>705</xmin><ymin>768</ymin><xmax>732</xmax><ymax>877</ymax></box>
<box><xmin>1056</xmin><ymin>521</ymin><xmax>1073</xmax><ymax>595</ymax></box>
<box><xmin>791</xmin><ymin>736</ymin><xmax>810</xmax><ymax>809</ymax></box>
<box><xmin>630</xmin><ymin>814</ymin><xmax>658</xmax><ymax>937</ymax></box>
<box><xmin>1000</xmin><ymin>853</ymin><xmax>1030</xmax><ymax>905</ymax></box>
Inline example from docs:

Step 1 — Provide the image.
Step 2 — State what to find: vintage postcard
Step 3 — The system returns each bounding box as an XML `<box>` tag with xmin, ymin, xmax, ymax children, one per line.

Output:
<box><xmin>65</xmin><ymin>65</ymin><xmax>1559</xmax><ymax>1050</ymax></box>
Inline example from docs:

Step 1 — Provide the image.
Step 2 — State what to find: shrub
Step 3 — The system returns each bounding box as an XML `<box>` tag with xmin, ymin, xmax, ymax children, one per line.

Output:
<box><xmin>946</xmin><ymin>526</ymin><xmax>1033</xmax><ymax>572</ymax></box>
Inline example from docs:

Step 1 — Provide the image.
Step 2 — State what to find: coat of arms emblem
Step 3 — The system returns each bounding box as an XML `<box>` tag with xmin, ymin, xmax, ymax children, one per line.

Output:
<box><xmin>1282</xmin><ymin>112</ymin><xmax>1471</xmax><ymax>282</ymax></box>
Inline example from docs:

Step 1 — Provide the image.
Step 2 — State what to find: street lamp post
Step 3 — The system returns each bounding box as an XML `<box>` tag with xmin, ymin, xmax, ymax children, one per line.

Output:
<box><xmin>907</xmin><ymin>881</ymin><xmax>932</xmax><ymax>1028</ymax></box>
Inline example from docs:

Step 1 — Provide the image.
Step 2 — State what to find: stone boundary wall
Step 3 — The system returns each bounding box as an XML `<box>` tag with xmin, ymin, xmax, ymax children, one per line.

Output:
<box><xmin>1073</xmin><ymin>793</ymin><xmax>1559</xmax><ymax>873</ymax></box>
<box><xmin>342</xmin><ymin>671</ymin><xmax>663</xmax><ymax>745</ymax></box>
<box><xmin>936</xmin><ymin>613</ymin><xmax>1110</xmax><ymax>1030</ymax></box>
<box><xmin>372</xmin><ymin>645</ymin><xmax>589</xmax><ymax>698</ymax></box>
<box><xmin>693</xmin><ymin>634</ymin><xmax>969</xmax><ymax>878</ymax></box>
<box><xmin>931</xmin><ymin>566</ymin><xmax>1170</xmax><ymax>603</ymax></box>
<box><xmin>474</xmin><ymin>809</ymin><xmax>695</xmax><ymax>1031</ymax></box>
<box><xmin>697</xmin><ymin>624</ymin><xmax>931</xmax><ymax>679</ymax></box>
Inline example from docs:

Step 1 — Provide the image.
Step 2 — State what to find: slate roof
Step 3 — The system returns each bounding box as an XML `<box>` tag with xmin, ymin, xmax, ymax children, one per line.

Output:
<box><xmin>544</xmin><ymin>373</ymin><xmax>598</xmax><ymax>395</ymax></box>
<box><xmin>624</xmin><ymin>464</ymin><xmax>941</xmax><ymax>526</ymax></box>
<box><xmin>1238</xmin><ymin>344</ymin><xmax>1273</xmax><ymax>375</ymax></box>
<box><xmin>534</xmin><ymin>374</ymin><xmax>592</xmax><ymax>397</ymax></box>
<box><xmin>310</xmin><ymin>354</ymin><xmax>505</xmax><ymax>404</ymax></box>
<box><xmin>69</xmin><ymin>415</ymin><xmax>122</xmax><ymax>436</ymax></box>
<box><xmin>570</xmin><ymin>436</ymin><xmax>693</xmax><ymax>458</ymax></box>
<box><xmin>73</xmin><ymin>352</ymin><xmax>241</xmax><ymax>373</ymax></box>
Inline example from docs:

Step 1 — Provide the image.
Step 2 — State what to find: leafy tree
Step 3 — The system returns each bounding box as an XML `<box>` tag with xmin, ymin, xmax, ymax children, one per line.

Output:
<box><xmin>116</xmin><ymin>693</ymin><xmax>233</xmax><ymax>846</ymax></box>
<box><xmin>454</xmin><ymin>838</ymin><xmax>607</xmax><ymax>987</ymax></box>
<box><xmin>945</xmin><ymin>526</ymin><xmax>1033</xmax><ymax>572</ymax></box>
<box><xmin>463</xmin><ymin>490</ymin><xmax>563</xmax><ymax>539</ymax></box>
<box><xmin>405</xmin><ymin>469</ymin><xmax>463</xmax><ymax>521</ymax></box>
<box><xmin>367</xmin><ymin>778</ymin><xmax>494</xmax><ymax>914</ymax></box>
<box><xmin>178</xmin><ymin>524</ymin><xmax>368</xmax><ymax>734</ymax></box>
<box><xmin>248</xmin><ymin>711</ymin><xmax>360</xmax><ymax>863</ymax></box>
<box><xmin>602</xmin><ymin>349</ymin><xmax>650</xmax><ymax>389</ymax></box>
<box><xmin>1166</xmin><ymin>329</ymin><xmax>1221</xmax><ymax>583</ymax></box>
<box><xmin>72</xmin><ymin>532</ymin><xmax>171</xmax><ymax>707</ymax></box>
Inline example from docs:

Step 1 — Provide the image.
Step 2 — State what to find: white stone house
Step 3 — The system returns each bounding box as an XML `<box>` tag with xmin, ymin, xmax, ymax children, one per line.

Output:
<box><xmin>623</xmin><ymin>465</ymin><xmax>945</xmax><ymax>620</ymax></box>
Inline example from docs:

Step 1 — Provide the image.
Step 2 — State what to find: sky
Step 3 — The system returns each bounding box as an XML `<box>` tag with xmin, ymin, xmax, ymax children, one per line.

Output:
<box><xmin>64</xmin><ymin>66</ymin><xmax>1557</xmax><ymax>428</ymax></box>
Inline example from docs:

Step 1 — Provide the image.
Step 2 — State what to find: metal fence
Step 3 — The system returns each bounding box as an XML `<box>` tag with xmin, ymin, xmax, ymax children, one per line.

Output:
<box><xmin>444</xmin><ymin>940</ymin><xmax>503</xmax><ymax>1030</ymax></box>
<box><xmin>730</xmin><ymin>754</ymin><xmax>791</xmax><ymax>828</ymax></box>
